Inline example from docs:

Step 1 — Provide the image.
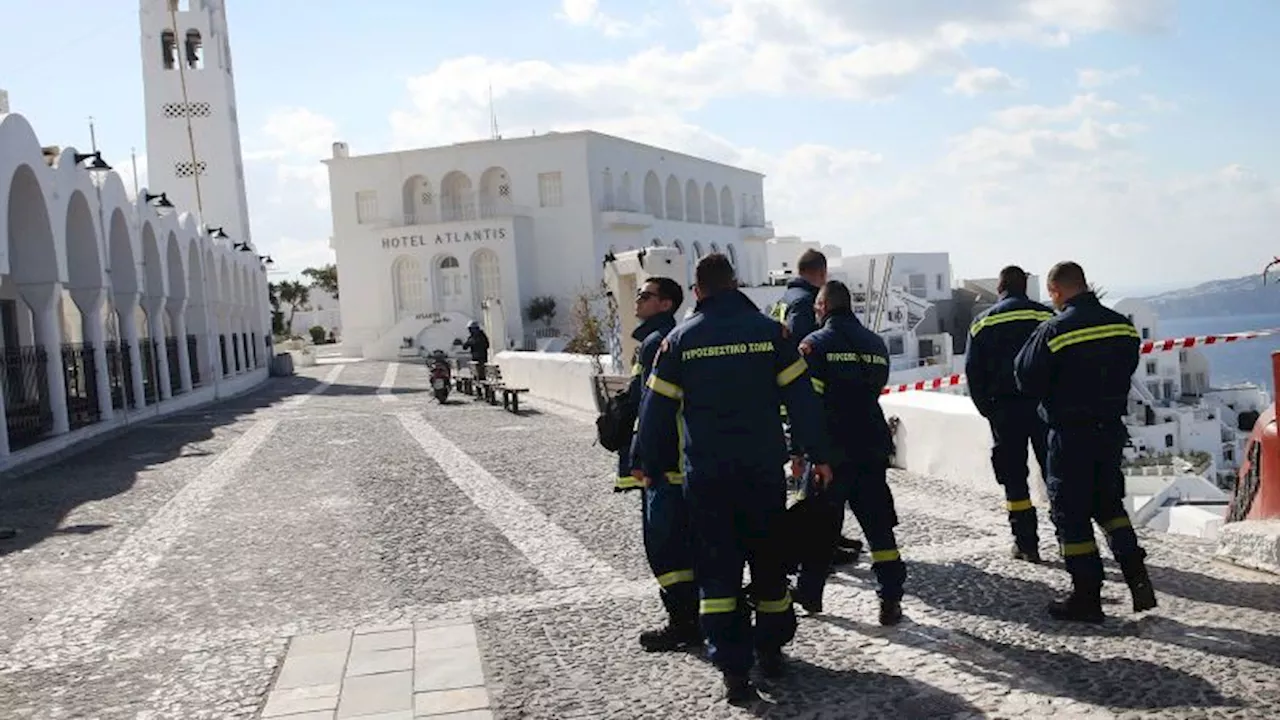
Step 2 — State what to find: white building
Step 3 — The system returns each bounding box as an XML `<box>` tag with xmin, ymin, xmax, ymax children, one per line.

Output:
<box><xmin>764</xmin><ymin>236</ymin><xmax>843</xmax><ymax>284</ymax></box>
<box><xmin>141</xmin><ymin>0</ymin><xmax>253</xmax><ymax>251</ymax></box>
<box><xmin>0</xmin><ymin>110</ymin><xmax>270</xmax><ymax>469</ymax></box>
<box><xmin>323</xmin><ymin>131</ymin><xmax>776</xmax><ymax>360</ymax></box>
<box><xmin>1112</xmin><ymin>298</ymin><xmax>1270</xmax><ymax>482</ymax></box>
<box><xmin>841</xmin><ymin>252</ymin><xmax>953</xmax><ymax>302</ymax></box>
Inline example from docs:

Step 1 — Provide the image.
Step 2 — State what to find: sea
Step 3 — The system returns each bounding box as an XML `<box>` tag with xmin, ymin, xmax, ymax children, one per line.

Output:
<box><xmin>1158</xmin><ymin>313</ymin><xmax>1280</xmax><ymax>394</ymax></box>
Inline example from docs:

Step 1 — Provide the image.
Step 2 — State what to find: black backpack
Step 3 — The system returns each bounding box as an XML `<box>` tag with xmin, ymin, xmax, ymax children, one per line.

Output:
<box><xmin>596</xmin><ymin>386</ymin><xmax>636</xmax><ymax>453</ymax></box>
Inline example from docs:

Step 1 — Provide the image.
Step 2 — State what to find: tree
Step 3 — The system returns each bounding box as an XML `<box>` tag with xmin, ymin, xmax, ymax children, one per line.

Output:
<box><xmin>564</xmin><ymin>281</ymin><xmax>619</xmax><ymax>368</ymax></box>
<box><xmin>277</xmin><ymin>280</ymin><xmax>310</xmax><ymax>336</ymax></box>
<box><xmin>268</xmin><ymin>282</ymin><xmax>286</xmax><ymax>336</ymax></box>
<box><xmin>526</xmin><ymin>295</ymin><xmax>557</xmax><ymax>328</ymax></box>
<box><xmin>302</xmin><ymin>264</ymin><xmax>339</xmax><ymax>299</ymax></box>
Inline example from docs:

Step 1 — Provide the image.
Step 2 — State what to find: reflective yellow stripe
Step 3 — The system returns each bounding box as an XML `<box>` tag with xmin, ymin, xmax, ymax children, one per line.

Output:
<box><xmin>700</xmin><ymin>597</ymin><xmax>737</xmax><ymax>614</ymax></box>
<box><xmin>811</xmin><ymin>377</ymin><xmax>825</xmax><ymax>394</ymax></box>
<box><xmin>1102</xmin><ymin>516</ymin><xmax>1131</xmax><ymax>531</ymax></box>
<box><xmin>1006</xmin><ymin>499</ymin><xmax>1034</xmax><ymax>512</ymax></box>
<box><xmin>776</xmin><ymin>358</ymin><xmax>806</xmax><ymax>387</ymax></box>
<box><xmin>615</xmin><ymin>476</ymin><xmax>642</xmax><ymax>490</ymax></box>
<box><xmin>871</xmin><ymin>549</ymin><xmax>901</xmax><ymax>563</ymax></box>
<box><xmin>970</xmin><ymin>309</ymin><xmax>1053</xmax><ymax>337</ymax></box>
<box><xmin>1061</xmin><ymin>540</ymin><xmax>1099</xmax><ymax>557</ymax></box>
<box><xmin>756</xmin><ymin>592</ymin><xmax>792</xmax><ymax>614</ymax></box>
<box><xmin>664</xmin><ymin>471</ymin><xmax>684</xmax><ymax>485</ymax></box>
<box><xmin>631</xmin><ymin>363</ymin><xmax>642</xmax><ymax>376</ymax></box>
<box><xmin>656</xmin><ymin>569</ymin><xmax>695</xmax><ymax>587</ymax></box>
<box><xmin>646</xmin><ymin>374</ymin><xmax>683</xmax><ymax>400</ymax></box>
<box><xmin>1048</xmin><ymin>323</ymin><xmax>1139</xmax><ymax>353</ymax></box>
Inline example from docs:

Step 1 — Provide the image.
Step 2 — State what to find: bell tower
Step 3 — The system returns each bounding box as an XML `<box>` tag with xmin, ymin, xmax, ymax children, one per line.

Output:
<box><xmin>139</xmin><ymin>0</ymin><xmax>252</xmax><ymax>248</ymax></box>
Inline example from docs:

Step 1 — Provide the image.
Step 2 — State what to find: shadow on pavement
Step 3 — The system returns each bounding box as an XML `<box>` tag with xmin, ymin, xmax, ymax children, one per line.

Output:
<box><xmin>752</xmin><ymin>656</ymin><xmax>986</xmax><ymax>718</ymax></box>
<box><xmin>0</xmin><ymin>372</ymin><xmax>371</xmax><ymax>558</ymax></box>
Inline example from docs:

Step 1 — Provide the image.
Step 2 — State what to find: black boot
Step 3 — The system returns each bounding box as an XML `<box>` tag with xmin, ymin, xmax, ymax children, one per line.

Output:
<box><xmin>1047</xmin><ymin>591</ymin><xmax>1104</xmax><ymax>623</ymax></box>
<box><xmin>838</xmin><ymin>536</ymin><xmax>864</xmax><ymax>552</ymax></box>
<box><xmin>1118</xmin><ymin>555</ymin><xmax>1157</xmax><ymax>613</ymax></box>
<box><xmin>639</xmin><ymin>620</ymin><xmax>701</xmax><ymax>652</ymax></box>
<box><xmin>756</xmin><ymin>649</ymin><xmax>785</xmax><ymax>678</ymax></box>
<box><xmin>1011</xmin><ymin>543</ymin><xmax>1042</xmax><ymax>563</ymax></box>
<box><xmin>724</xmin><ymin>674</ymin><xmax>758</xmax><ymax>704</ymax></box>
<box><xmin>879</xmin><ymin>599</ymin><xmax>903</xmax><ymax>626</ymax></box>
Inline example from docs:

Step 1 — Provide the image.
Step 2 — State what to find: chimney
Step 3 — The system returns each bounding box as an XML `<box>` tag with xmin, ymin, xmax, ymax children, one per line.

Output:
<box><xmin>332</xmin><ymin>141</ymin><xmax>349</xmax><ymax>159</ymax></box>
<box><xmin>0</xmin><ymin>89</ymin><xmax>9</xmax><ymax>114</ymax></box>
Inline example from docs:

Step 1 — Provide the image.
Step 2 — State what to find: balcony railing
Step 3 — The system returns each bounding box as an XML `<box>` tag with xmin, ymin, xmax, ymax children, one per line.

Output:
<box><xmin>399</xmin><ymin>202</ymin><xmax>530</xmax><ymax>226</ymax></box>
<box><xmin>138</xmin><ymin>339</ymin><xmax>160</xmax><ymax>405</ymax></box>
<box><xmin>187</xmin><ymin>335</ymin><xmax>201</xmax><ymax>387</ymax></box>
<box><xmin>739</xmin><ymin>212</ymin><xmax>770</xmax><ymax>228</ymax></box>
<box><xmin>105</xmin><ymin>340</ymin><xmax>134</xmax><ymax>410</ymax></box>
<box><xmin>164</xmin><ymin>336</ymin><xmax>183</xmax><ymax>395</ymax></box>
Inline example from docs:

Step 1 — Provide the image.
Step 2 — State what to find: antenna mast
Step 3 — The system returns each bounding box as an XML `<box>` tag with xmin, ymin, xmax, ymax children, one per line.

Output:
<box><xmin>489</xmin><ymin>83</ymin><xmax>500</xmax><ymax>140</ymax></box>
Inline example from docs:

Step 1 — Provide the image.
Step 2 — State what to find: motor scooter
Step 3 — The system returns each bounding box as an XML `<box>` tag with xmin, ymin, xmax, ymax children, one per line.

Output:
<box><xmin>428</xmin><ymin>350</ymin><xmax>451</xmax><ymax>403</ymax></box>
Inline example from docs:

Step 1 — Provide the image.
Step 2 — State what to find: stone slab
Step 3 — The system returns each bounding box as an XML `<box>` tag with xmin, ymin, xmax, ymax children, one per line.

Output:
<box><xmin>336</xmin><ymin>670</ymin><xmax>414</xmax><ymax>718</ymax></box>
<box><xmin>414</xmin><ymin>687</ymin><xmax>491</xmax><ymax>716</ymax></box>
<box><xmin>414</xmin><ymin>643</ymin><xmax>486</xmax><ymax>692</ymax></box>
<box><xmin>261</xmin><ymin>683</ymin><xmax>341</xmax><ymax>717</ymax></box>
<box><xmin>1215</xmin><ymin>519</ymin><xmax>1280</xmax><ymax>575</ymax></box>
<box><xmin>347</xmin><ymin>647</ymin><xmax>415</xmax><ymax>677</ymax></box>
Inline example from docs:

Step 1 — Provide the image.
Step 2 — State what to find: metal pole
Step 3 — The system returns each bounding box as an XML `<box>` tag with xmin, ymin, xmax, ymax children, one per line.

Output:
<box><xmin>130</xmin><ymin>148</ymin><xmax>140</xmax><ymax>199</ymax></box>
<box><xmin>88</xmin><ymin>116</ymin><xmax>98</xmax><ymax>152</ymax></box>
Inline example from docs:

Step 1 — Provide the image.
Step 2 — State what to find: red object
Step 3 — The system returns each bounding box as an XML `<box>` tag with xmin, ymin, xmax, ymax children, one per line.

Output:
<box><xmin>1231</xmin><ymin>351</ymin><xmax>1280</xmax><ymax>521</ymax></box>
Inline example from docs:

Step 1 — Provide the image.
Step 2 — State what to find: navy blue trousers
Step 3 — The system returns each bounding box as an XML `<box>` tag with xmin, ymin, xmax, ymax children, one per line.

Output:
<box><xmin>800</xmin><ymin>459</ymin><xmax>906</xmax><ymax>603</ymax></box>
<box><xmin>642</xmin><ymin>477</ymin><xmax>698</xmax><ymax>623</ymax></box>
<box><xmin>1046</xmin><ymin>422</ymin><xmax>1144</xmax><ymax>592</ymax></box>
<box><xmin>987</xmin><ymin>399</ymin><xmax>1049</xmax><ymax>551</ymax></box>
<box><xmin>686</xmin><ymin>468</ymin><xmax>796</xmax><ymax>676</ymax></box>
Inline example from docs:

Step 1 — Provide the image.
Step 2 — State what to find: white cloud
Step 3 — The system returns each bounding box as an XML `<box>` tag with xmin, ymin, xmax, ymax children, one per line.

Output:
<box><xmin>1077</xmin><ymin>65</ymin><xmax>1142</xmax><ymax>88</ymax></box>
<box><xmin>556</xmin><ymin>0</ymin><xmax>655</xmax><ymax>37</ymax></box>
<box><xmin>948</xmin><ymin>67</ymin><xmax>1023</xmax><ymax>96</ymax></box>
<box><xmin>246</xmin><ymin>0</ymin><xmax>1270</xmax><ymax>287</ymax></box>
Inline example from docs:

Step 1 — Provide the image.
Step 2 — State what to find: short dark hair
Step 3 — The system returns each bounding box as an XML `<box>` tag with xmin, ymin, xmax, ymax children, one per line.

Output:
<box><xmin>797</xmin><ymin>249</ymin><xmax>827</xmax><ymax>274</ymax></box>
<box><xmin>695</xmin><ymin>253</ymin><xmax>737</xmax><ymax>293</ymax></box>
<box><xmin>998</xmin><ymin>265</ymin><xmax>1028</xmax><ymax>296</ymax></box>
<box><xmin>818</xmin><ymin>279</ymin><xmax>852</xmax><ymax>313</ymax></box>
<box><xmin>1047</xmin><ymin>261</ymin><xmax>1087</xmax><ymax>291</ymax></box>
<box><xmin>644</xmin><ymin>276</ymin><xmax>684</xmax><ymax>309</ymax></box>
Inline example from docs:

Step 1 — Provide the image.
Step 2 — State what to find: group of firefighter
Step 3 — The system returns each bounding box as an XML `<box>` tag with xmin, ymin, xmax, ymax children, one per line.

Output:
<box><xmin>608</xmin><ymin>249</ymin><xmax>1159</xmax><ymax>704</ymax></box>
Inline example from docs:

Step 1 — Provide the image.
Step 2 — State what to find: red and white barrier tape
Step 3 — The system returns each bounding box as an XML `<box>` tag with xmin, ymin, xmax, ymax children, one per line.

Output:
<box><xmin>880</xmin><ymin>327</ymin><xmax>1279</xmax><ymax>396</ymax></box>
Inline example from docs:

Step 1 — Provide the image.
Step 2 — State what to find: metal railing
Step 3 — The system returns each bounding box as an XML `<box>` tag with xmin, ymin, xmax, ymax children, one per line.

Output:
<box><xmin>61</xmin><ymin>343</ymin><xmax>101</xmax><ymax>430</ymax></box>
<box><xmin>138</xmin><ymin>339</ymin><xmax>160</xmax><ymax>405</ymax></box>
<box><xmin>187</xmin><ymin>335</ymin><xmax>201</xmax><ymax>386</ymax></box>
<box><xmin>164</xmin><ymin>336</ymin><xmax>183</xmax><ymax>395</ymax></box>
<box><xmin>105</xmin><ymin>340</ymin><xmax>135</xmax><ymax>410</ymax></box>
<box><xmin>219</xmin><ymin>334</ymin><xmax>229</xmax><ymax>377</ymax></box>
<box><xmin>2</xmin><ymin>346</ymin><xmax>53</xmax><ymax>451</ymax></box>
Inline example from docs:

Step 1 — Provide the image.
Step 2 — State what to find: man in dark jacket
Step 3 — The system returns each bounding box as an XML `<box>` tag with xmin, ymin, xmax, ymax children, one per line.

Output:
<box><xmin>636</xmin><ymin>254</ymin><xmax>831</xmax><ymax>703</ymax></box>
<box><xmin>461</xmin><ymin>321</ymin><xmax>490</xmax><ymax>380</ymax></box>
<box><xmin>614</xmin><ymin>277</ymin><xmax>699</xmax><ymax>652</ymax></box>
<box><xmin>965</xmin><ymin>266</ymin><xmax>1055</xmax><ymax>561</ymax></box>
<box><xmin>1014</xmin><ymin>261</ymin><xmax>1157</xmax><ymax>622</ymax></box>
<box><xmin>772</xmin><ymin>249</ymin><xmax>864</xmax><ymax>564</ymax></box>
<box><xmin>793</xmin><ymin>280</ymin><xmax>904</xmax><ymax>626</ymax></box>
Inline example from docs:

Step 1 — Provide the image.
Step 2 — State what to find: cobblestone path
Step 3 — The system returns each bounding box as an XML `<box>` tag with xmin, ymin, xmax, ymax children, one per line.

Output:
<box><xmin>1</xmin><ymin>360</ymin><xmax>1278</xmax><ymax>719</ymax></box>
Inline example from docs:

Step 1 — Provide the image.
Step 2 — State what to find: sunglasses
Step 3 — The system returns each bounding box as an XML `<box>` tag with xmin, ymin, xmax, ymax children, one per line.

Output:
<box><xmin>636</xmin><ymin>291</ymin><xmax>657</xmax><ymax>301</ymax></box>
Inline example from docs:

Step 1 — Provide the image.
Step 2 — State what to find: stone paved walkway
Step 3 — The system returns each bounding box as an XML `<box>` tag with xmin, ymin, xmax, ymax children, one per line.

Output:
<box><xmin>0</xmin><ymin>360</ymin><xmax>1278</xmax><ymax>719</ymax></box>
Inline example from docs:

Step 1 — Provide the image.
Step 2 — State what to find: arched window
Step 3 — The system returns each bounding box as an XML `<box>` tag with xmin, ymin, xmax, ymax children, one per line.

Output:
<box><xmin>184</xmin><ymin>30</ymin><xmax>204</xmax><ymax>70</ymax></box>
<box><xmin>161</xmin><ymin>31</ymin><xmax>176</xmax><ymax>70</ymax></box>
<box><xmin>1164</xmin><ymin>434</ymin><xmax>1174</xmax><ymax>448</ymax></box>
<box><xmin>471</xmin><ymin>249</ymin><xmax>501</xmax><ymax>318</ymax></box>
<box><xmin>392</xmin><ymin>256</ymin><xmax>425</xmax><ymax>318</ymax></box>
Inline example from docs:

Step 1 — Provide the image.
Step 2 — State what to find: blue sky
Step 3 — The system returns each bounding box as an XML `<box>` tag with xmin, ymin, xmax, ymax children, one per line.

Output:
<box><xmin>2</xmin><ymin>0</ymin><xmax>1276</xmax><ymax>298</ymax></box>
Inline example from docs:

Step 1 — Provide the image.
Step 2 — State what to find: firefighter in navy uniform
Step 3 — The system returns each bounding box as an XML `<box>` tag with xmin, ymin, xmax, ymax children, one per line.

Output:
<box><xmin>793</xmin><ymin>281</ymin><xmax>905</xmax><ymax>626</ymax></box>
<box><xmin>613</xmin><ymin>277</ymin><xmax>700</xmax><ymax>651</ymax></box>
<box><xmin>1014</xmin><ymin>261</ymin><xmax>1158</xmax><ymax>622</ymax></box>
<box><xmin>771</xmin><ymin>249</ymin><xmax>864</xmax><ymax>564</ymax></box>
<box><xmin>965</xmin><ymin>266</ymin><xmax>1055</xmax><ymax>562</ymax></box>
<box><xmin>636</xmin><ymin>254</ymin><xmax>832</xmax><ymax>704</ymax></box>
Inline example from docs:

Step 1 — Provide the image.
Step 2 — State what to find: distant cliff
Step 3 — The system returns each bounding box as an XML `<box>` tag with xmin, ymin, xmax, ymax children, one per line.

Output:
<box><xmin>1139</xmin><ymin>274</ymin><xmax>1280</xmax><ymax>318</ymax></box>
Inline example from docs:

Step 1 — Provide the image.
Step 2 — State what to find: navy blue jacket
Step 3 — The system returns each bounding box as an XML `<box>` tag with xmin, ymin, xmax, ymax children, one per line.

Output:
<box><xmin>636</xmin><ymin>289</ymin><xmax>830</xmax><ymax>482</ymax></box>
<box><xmin>774</xmin><ymin>278</ymin><xmax>820</xmax><ymax>346</ymax></box>
<box><xmin>1014</xmin><ymin>291</ymin><xmax>1139</xmax><ymax>429</ymax></box>
<box><xmin>616</xmin><ymin>311</ymin><xmax>678</xmax><ymax>490</ymax></box>
<box><xmin>799</xmin><ymin>310</ymin><xmax>892</xmax><ymax>466</ymax></box>
<box><xmin>965</xmin><ymin>292</ymin><xmax>1054</xmax><ymax>417</ymax></box>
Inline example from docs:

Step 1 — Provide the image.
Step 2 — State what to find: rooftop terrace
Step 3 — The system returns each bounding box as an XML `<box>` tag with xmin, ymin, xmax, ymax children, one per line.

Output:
<box><xmin>0</xmin><ymin>360</ymin><xmax>1277</xmax><ymax>719</ymax></box>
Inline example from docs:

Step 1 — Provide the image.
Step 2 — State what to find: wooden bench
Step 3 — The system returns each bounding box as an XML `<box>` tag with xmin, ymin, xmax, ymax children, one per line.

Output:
<box><xmin>499</xmin><ymin>386</ymin><xmax>530</xmax><ymax>413</ymax></box>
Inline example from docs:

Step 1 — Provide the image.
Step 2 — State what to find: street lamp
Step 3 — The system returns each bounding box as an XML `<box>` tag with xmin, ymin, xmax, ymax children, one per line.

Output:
<box><xmin>73</xmin><ymin>151</ymin><xmax>112</xmax><ymax>171</ymax></box>
<box><xmin>144</xmin><ymin>191</ymin><xmax>174</xmax><ymax>209</ymax></box>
